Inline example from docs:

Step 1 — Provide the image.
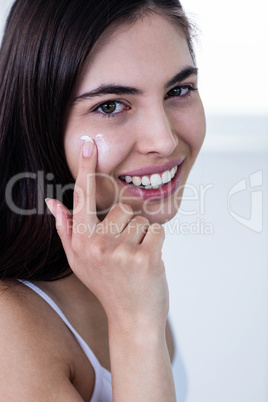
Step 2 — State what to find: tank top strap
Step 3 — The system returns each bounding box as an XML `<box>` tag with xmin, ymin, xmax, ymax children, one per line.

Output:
<box><xmin>17</xmin><ymin>279</ymin><xmax>112</xmax><ymax>402</ymax></box>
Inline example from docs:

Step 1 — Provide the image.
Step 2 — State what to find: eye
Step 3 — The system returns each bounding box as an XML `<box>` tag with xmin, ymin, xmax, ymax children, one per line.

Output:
<box><xmin>165</xmin><ymin>85</ymin><xmax>197</xmax><ymax>99</ymax></box>
<box><xmin>97</xmin><ymin>101</ymin><xmax>125</xmax><ymax>115</ymax></box>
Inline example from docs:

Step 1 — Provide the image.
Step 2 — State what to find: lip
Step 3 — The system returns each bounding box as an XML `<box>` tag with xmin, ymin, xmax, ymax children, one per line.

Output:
<box><xmin>119</xmin><ymin>157</ymin><xmax>185</xmax><ymax>178</ymax></box>
<box><xmin>117</xmin><ymin>160</ymin><xmax>184</xmax><ymax>201</ymax></box>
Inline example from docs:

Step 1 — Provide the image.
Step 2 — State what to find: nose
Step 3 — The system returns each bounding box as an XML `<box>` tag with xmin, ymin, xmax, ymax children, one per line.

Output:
<box><xmin>135</xmin><ymin>106</ymin><xmax>178</xmax><ymax>156</ymax></box>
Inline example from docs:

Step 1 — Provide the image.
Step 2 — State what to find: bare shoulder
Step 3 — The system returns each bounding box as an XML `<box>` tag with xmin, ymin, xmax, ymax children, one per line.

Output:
<box><xmin>0</xmin><ymin>280</ymin><xmax>93</xmax><ymax>401</ymax></box>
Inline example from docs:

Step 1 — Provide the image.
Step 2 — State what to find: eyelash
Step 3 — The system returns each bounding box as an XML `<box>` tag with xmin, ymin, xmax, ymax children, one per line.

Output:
<box><xmin>165</xmin><ymin>85</ymin><xmax>197</xmax><ymax>99</ymax></box>
<box><xmin>92</xmin><ymin>85</ymin><xmax>198</xmax><ymax>118</ymax></box>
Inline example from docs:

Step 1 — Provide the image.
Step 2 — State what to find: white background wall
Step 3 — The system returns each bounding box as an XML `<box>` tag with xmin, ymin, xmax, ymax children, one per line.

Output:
<box><xmin>1</xmin><ymin>1</ymin><xmax>267</xmax><ymax>401</ymax></box>
<box><xmin>0</xmin><ymin>0</ymin><xmax>12</xmax><ymax>41</ymax></box>
<box><xmin>184</xmin><ymin>0</ymin><xmax>268</xmax><ymax>115</ymax></box>
<box><xmin>165</xmin><ymin>1</ymin><xmax>268</xmax><ymax>401</ymax></box>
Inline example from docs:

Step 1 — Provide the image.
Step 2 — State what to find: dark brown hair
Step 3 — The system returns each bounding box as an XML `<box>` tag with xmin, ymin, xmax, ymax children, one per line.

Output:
<box><xmin>0</xmin><ymin>0</ymin><xmax>195</xmax><ymax>281</ymax></box>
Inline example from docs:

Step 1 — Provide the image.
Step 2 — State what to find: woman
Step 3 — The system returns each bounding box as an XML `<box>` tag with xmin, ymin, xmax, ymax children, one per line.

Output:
<box><xmin>0</xmin><ymin>0</ymin><xmax>205</xmax><ymax>400</ymax></box>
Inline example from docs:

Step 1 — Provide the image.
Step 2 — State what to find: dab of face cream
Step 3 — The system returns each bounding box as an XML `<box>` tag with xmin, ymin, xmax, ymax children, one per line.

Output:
<box><xmin>95</xmin><ymin>134</ymin><xmax>110</xmax><ymax>153</ymax></box>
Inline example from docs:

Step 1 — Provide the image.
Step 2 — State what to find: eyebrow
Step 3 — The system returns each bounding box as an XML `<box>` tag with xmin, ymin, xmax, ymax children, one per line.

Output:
<box><xmin>164</xmin><ymin>66</ymin><xmax>198</xmax><ymax>89</ymax></box>
<box><xmin>73</xmin><ymin>66</ymin><xmax>198</xmax><ymax>103</ymax></box>
<box><xmin>73</xmin><ymin>85</ymin><xmax>142</xmax><ymax>102</ymax></box>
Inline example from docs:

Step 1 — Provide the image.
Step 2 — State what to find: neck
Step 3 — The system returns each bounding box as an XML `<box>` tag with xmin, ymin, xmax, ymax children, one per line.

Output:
<box><xmin>32</xmin><ymin>273</ymin><xmax>99</xmax><ymax>309</ymax></box>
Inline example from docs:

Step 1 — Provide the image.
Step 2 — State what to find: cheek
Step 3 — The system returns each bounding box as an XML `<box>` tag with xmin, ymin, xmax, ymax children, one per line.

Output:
<box><xmin>94</xmin><ymin>134</ymin><xmax>123</xmax><ymax>173</ymax></box>
<box><xmin>94</xmin><ymin>134</ymin><xmax>110</xmax><ymax>164</ymax></box>
<box><xmin>94</xmin><ymin>133</ymin><xmax>133</xmax><ymax>174</ymax></box>
<box><xmin>64</xmin><ymin>136</ymin><xmax>81</xmax><ymax>179</ymax></box>
<box><xmin>177</xmin><ymin>103</ymin><xmax>206</xmax><ymax>157</ymax></box>
<box><xmin>64</xmin><ymin>131</ymin><xmax>133</xmax><ymax>180</ymax></box>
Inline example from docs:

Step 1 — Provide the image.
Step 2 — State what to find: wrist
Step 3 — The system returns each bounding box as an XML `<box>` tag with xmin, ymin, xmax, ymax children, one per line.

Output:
<box><xmin>108</xmin><ymin>315</ymin><xmax>167</xmax><ymax>346</ymax></box>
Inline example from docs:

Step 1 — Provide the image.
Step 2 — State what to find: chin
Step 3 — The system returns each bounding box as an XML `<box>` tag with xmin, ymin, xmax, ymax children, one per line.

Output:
<box><xmin>138</xmin><ymin>207</ymin><xmax>179</xmax><ymax>225</ymax></box>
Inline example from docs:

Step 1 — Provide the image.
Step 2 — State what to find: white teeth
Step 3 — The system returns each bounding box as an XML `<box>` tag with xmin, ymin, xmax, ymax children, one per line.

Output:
<box><xmin>141</xmin><ymin>176</ymin><xmax>150</xmax><ymax>186</ymax></box>
<box><xmin>162</xmin><ymin>171</ymin><xmax>169</xmax><ymax>184</ymax></box>
<box><xmin>150</xmin><ymin>174</ymin><xmax>162</xmax><ymax>187</ymax></box>
<box><xmin>167</xmin><ymin>171</ymin><xmax>172</xmax><ymax>183</ymax></box>
<box><xmin>121</xmin><ymin>165</ymin><xmax>178</xmax><ymax>189</ymax></box>
<box><xmin>132</xmin><ymin>176</ymin><xmax>142</xmax><ymax>186</ymax></box>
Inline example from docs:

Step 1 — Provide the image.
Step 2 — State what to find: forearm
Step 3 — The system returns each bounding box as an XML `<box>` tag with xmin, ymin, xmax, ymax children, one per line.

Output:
<box><xmin>108</xmin><ymin>321</ymin><xmax>176</xmax><ymax>402</ymax></box>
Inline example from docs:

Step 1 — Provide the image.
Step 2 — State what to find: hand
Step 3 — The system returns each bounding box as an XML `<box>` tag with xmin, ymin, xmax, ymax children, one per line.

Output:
<box><xmin>46</xmin><ymin>139</ymin><xmax>169</xmax><ymax>333</ymax></box>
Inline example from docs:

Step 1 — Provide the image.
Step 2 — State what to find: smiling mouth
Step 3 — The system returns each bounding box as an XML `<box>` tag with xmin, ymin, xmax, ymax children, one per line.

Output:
<box><xmin>119</xmin><ymin>165</ymin><xmax>178</xmax><ymax>190</ymax></box>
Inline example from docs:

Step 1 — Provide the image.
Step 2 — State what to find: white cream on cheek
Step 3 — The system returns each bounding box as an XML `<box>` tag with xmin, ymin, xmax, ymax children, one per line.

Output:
<box><xmin>80</xmin><ymin>134</ymin><xmax>111</xmax><ymax>165</ymax></box>
<box><xmin>95</xmin><ymin>134</ymin><xmax>110</xmax><ymax>162</ymax></box>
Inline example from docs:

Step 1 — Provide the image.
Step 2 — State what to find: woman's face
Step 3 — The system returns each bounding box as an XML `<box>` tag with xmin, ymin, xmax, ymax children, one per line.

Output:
<box><xmin>64</xmin><ymin>13</ymin><xmax>206</xmax><ymax>224</ymax></box>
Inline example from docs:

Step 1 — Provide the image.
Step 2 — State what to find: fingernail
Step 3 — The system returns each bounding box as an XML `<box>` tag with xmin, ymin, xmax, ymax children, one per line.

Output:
<box><xmin>81</xmin><ymin>136</ymin><xmax>94</xmax><ymax>158</ymax></box>
<box><xmin>45</xmin><ymin>198</ymin><xmax>53</xmax><ymax>214</ymax></box>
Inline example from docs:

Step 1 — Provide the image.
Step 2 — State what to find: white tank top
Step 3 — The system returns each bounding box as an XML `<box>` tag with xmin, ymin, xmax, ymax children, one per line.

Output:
<box><xmin>18</xmin><ymin>280</ymin><xmax>188</xmax><ymax>402</ymax></box>
<box><xmin>18</xmin><ymin>280</ymin><xmax>112</xmax><ymax>402</ymax></box>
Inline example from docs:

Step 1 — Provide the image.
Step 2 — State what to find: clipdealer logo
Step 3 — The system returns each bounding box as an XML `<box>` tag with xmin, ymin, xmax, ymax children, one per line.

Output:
<box><xmin>4</xmin><ymin>169</ymin><xmax>264</xmax><ymax>234</ymax></box>
<box><xmin>227</xmin><ymin>170</ymin><xmax>263</xmax><ymax>233</ymax></box>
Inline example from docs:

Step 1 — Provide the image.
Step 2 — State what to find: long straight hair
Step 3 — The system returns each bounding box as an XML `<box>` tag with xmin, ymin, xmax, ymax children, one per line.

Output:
<box><xmin>0</xmin><ymin>0</ymin><xmax>195</xmax><ymax>281</ymax></box>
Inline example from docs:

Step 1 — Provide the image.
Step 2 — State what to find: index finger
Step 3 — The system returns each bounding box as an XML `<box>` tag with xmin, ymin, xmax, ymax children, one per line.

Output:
<box><xmin>142</xmin><ymin>223</ymin><xmax>165</xmax><ymax>253</ymax></box>
<box><xmin>73</xmin><ymin>136</ymin><xmax>98</xmax><ymax>229</ymax></box>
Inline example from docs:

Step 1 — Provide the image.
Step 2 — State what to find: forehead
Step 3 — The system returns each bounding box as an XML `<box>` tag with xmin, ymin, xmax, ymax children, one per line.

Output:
<box><xmin>77</xmin><ymin>14</ymin><xmax>193</xmax><ymax>91</ymax></box>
